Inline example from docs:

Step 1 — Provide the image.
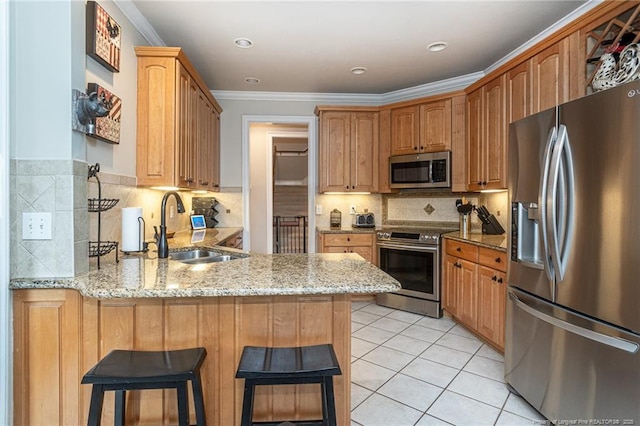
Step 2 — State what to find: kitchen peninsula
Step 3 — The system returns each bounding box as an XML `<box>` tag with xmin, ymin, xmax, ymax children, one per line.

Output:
<box><xmin>10</xmin><ymin>230</ymin><xmax>400</xmax><ymax>425</ymax></box>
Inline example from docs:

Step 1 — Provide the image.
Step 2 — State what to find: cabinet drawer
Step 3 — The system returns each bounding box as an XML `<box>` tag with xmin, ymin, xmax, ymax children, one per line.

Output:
<box><xmin>445</xmin><ymin>240</ymin><xmax>478</xmax><ymax>262</ymax></box>
<box><xmin>323</xmin><ymin>233</ymin><xmax>373</xmax><ymax>247</ymax></box>
<box><xmin>324</xmin><ymin>246</ymin><xmax>373</xmax><ymax>263</ymax></box>
<box><xmin>478</xmin><ymin>247</ymin><xmax>507</xmax><ymax>272</ymax></box>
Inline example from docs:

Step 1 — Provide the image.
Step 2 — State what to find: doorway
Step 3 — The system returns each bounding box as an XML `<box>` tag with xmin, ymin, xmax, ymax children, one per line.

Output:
<box><xmin>242</xmin><ymin>116</ymin><xmax>317</xmax><ymax>253</ymax></box>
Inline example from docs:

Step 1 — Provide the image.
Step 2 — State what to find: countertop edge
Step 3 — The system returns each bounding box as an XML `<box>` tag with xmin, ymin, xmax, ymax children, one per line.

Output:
<box><xmin>442</xmin><ymin>231</ymin><xmax>508</xmax><ymax>252</ymax></box>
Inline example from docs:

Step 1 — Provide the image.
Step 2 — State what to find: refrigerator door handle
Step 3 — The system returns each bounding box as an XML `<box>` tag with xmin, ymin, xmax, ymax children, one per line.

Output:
<box><xmin>508</xmin><ymin>292</ymin><xmax>639</xmax><ymax>353</ymax></box>
<box><xmin>547</xmin><ymin>124</ymin><xmax>575</xmax><ymax>283</ymax></box>
<box><xmin>539</xmin><ymin>126</ymin><xmax>557</xmax><ymax>285</ymax></box>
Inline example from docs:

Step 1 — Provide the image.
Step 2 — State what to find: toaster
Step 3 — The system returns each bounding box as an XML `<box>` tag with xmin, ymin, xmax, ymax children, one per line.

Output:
<box><xmin>352</xmin><ymin>212</ymin><xmax>375</xmax><ymax>228</ymax></box>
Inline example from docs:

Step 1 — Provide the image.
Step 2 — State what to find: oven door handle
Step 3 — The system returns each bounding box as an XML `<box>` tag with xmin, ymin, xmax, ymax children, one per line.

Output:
<box><xmin>376</xmin><ymin>242</ymin><xmax>438</xmax><ymax>252</ymax></box>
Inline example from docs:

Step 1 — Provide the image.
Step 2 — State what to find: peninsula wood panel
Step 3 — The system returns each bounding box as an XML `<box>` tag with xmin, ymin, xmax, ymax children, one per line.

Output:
<box><xmin>14</xmin><ymin>291</ymin><xmax>350</xmax><ymax>426</ymax></box>
<box><xmin>13</xmin><ymin>290</ymin><xmax>82</xmax><ymax>426</ymax></box>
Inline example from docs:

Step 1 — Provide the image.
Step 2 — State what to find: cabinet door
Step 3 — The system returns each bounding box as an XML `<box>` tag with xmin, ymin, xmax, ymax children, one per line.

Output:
<box><xmin>419</xmin><ymin>99</ymin><xmax>452</xmax><ymax>152</ymax></box>
<box><xmin>443</xmin><ymin>254</ymin><xmax>460</xmax><ymax>317</ymax></box>
<box><xmin>531</xmin><ymin>40</ymin><xmax>568</xmax><ymax>114</ymax></box>
<box><xmin>351</xmin><ymin>112</ymin><xmax>379</xmax><ymax>192</ymax></box>
<box><xmin>196</xmin><ymin>92</ymin><xmax>215</xmax><ymax>191</ymax></box>
<box><xmin>450</xmin><ymin>95</ymin><xmax>467</xmax><ymax>192</ymax></box>
<box><xmin>466</xmin><ymin>88</ymin><xmax>483</xmax><ymax>191</ymax></box>
<box><xmin>185</xmin><ymin>77</ymin><xmax>200</xmax><ymax>188</ymax></box>
<box><xmin>507</xmin><ymin>61</ymin><xmax>531</xmax><ymax>124</ymax></box>
<box><xmin>176</xmin><ymin>63</ymin><xmax>193</xmax><ymax>188</ymax></box>
<box><xmin>477</xmin><ymin>266</ymin><xmax>506</xmax><ymax>349</ymax></box>
<box><xmin>211</xmin><ymin>112</ymin><xmax>221</xmax><ymax>191</ymax></box>
<box><xmin>319</xmin><ymin>111</ymin><xmax>351</xmax><ymax>192</ymax></box>
<box><xmin>390</xmin><ymin>105</ymin><xmax>419</xmax><ymax>155</ymax></box>
<box><xmin>136</xmin><ymin>56</ymin><xmax>178</xmax><ymax>186</ymax></box>
<box><xmin>458</xmin><ymin>258</ymin><xmax>478</xmax><ymax>329</ymax></box>
<box><xmin>483</xmin><ymin>75</ymin><xmax>507</xmax><ymax>190</ymax></box>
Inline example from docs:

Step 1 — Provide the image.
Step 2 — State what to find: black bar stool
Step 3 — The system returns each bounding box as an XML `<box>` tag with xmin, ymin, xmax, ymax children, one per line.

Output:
<box><xmin>82</xmin><ymin>347</ymin><xmax>207</xmax><ymax>426</ymax></box>
<box><xmin>235</xmin><ymin>344</ymin><xmax>341</xmax><ymax>426</ymax></box>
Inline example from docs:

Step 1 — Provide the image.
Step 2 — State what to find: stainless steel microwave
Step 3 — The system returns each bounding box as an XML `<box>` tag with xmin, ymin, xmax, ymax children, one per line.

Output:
<box><xmin>389</xmin><ymin>151</ymin><xmax>451</xmax><ymax>189</ymax></box>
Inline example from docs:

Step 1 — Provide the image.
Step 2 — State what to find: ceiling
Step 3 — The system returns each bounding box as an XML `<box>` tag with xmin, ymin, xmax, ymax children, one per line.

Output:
<box><xmin>128</xmin><ymin>1</ymin><xmax>591</xmax><ymax>95</ymax></box>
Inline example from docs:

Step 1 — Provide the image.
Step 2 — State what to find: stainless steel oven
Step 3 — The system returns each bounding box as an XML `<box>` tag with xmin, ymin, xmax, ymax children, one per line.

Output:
<box><xmin>376</xmin><ymin>228</ymin><xmax>452</xmax><ymax>318</ymax></box>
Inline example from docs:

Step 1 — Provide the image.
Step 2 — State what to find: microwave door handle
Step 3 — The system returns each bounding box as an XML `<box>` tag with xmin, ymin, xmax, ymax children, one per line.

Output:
<box><xmin>539</xmin><ymin>126</ymin><xmax>557</xmax><ymax>285</ymax></box>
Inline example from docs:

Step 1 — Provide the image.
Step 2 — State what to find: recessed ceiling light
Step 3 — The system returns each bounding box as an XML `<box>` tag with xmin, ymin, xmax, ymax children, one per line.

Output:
<box><xmin>244</xmin><ymin>77</ymin><xmax>260</xmax><ymax>85</ymax></box>
<box><xmin>427</xmin><ymin>42</ymin><xmax>448</xmax><ymax>52</ymax></box>
<box><xmin>350</xmin><ymin>67</ymin><xmax>367</xmax><ymax>75</ymax></box>
<box><xmin>234</xmin><ymin>38</ymin><xmax>253</xmax><ymax>48</ymax></box>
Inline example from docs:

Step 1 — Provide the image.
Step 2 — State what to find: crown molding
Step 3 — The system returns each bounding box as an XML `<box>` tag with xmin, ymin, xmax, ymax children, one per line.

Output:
<box><xmin>484</xmin><ymin>0</ymin><xmax>604</xmax><ymax>75</ymax></box>
<box><xmin>379</xmin><ymin>72</ymin><xmax>484</xmax><ymax>104</ymax></box>
<box><xmin>113</xmin><ymin>0</ymin><xmax>166</xmax><ymax>47</ymax></box>
<box><xmin>210</xmin><ymin>90</ymin><xmax>383</xmax><ymax>104</ymax></box>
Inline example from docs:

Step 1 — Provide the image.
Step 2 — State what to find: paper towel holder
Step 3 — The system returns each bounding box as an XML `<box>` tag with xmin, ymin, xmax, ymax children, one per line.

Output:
<box><xmin>122</xmin><ymin>216</ymin><xmax>148</xmax><ymax>254</ymax></box>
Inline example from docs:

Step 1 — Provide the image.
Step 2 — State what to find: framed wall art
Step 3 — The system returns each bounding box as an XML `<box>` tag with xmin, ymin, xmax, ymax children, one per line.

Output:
<box><xmin>86</xmin><ymin>1</ymin><xmax>121</xmax><ymax>72</ymax></box>
<box><xmin>87</xmin><ymin>83</ymin><xmax>121</xmax><ymax>144</ymax></box>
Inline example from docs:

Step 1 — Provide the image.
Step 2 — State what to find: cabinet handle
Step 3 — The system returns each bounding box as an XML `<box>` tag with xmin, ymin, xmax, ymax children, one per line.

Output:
<box><xmin>454</xmin><ymin>262</ymin><xmax>461</xmax><ymax>268</ymax></box>
<box><xmin>213</xmin><ymin>184</ymin><xmax>219</xmax><ymax>188</ymax></box>
<box><xmin>414</xmin><ymin>147</ymin><xmax>418</xmax><ymax>151</ymax></box>
<box><xmin>420</xmin><ymin>146</ymin><xmax>424</xmax><ymax>150</ymax></box>
<box><xmin>347</xmin><ymin>237</ymin><xmax>350</xmax><ymax>242</ymax></box>
<box><xmin>497</xmin><ymin>277</ymin><xmax>503</xmax><ymax>283</ymax></box>
<box><xmin>495</xmin><ymin>257</ymin><xmax>501</xmax><ymax>263</ymax></box>
<box><xmin>186</xmin><ymin>178</ymin><xmax>194</xmax><ymax>183</ymax></box>
<box><xmin>492</xmin><ymin>275</ymin><xmax>497</xmax><ymax>281</ymax></box>
<box><xmin>456</xmin><ymin>247</ymin><xmax>461</xmax><ymax>252</ymax></box>
<box><xmin>200</xmin><ymin>181</ymin><xmax>209</xmax><ymax>186</ymax></box>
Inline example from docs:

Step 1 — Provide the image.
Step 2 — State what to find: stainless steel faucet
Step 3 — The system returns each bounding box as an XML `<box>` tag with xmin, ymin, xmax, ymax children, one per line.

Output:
<box><xmin>157</xmin><ymin>191</ymin><xmax>185</xmax><ymax>258</ymax></box>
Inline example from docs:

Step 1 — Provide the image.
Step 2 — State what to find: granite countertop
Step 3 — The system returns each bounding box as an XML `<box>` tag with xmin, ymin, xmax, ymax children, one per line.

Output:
<box><xmin>10</xmin><ymin>228</ymin><xmax>400</xmax><ymax>298</ymax></box>
<box><xmin>443</xmin><ymin>231</ymin><xmax>508</xmax><ymax>252</ymax></box>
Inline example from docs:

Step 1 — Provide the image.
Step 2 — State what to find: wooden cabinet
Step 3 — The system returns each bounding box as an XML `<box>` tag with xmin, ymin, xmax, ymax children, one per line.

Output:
<box><xmin>318</xmin><ymin>232</ymin><xmax>375</xmax><ymax>264</ymax></box>
<box><xmin>507</xmin><ymin>61</ymin><xmax>531</xmax><ymax>124</ymax></box>
<box><xmin>450</xmin><ymin>95</ymin><xmax>467</xmax><ymax>192</ymax></box>
<box><xmin>390</xmin><ymin>100</ymin><xmax>452</xmax><ymax>155</ymax></box>
<box><xmin>135</xmin><ymin>47</ymin><xmax>222</xmax><ymax>191</ymax></box>
<box><xmin>530</xmin><ymin>40</ymin><xmax>568</xmax><ymax>114</ymax></box>
<box><xmin>443</xmin><ymin>239</ymin><xmax>506</xmax><ymax>351</ymax></box>
<box><xmin>466</xmin><ymin>75</ymin><xmax>508</xmax><ymax>191</ymax></box>
<box><xmin>316</xmin><ymin>108</ymin><xmax>379</xmax><ymax>193</ymax></box>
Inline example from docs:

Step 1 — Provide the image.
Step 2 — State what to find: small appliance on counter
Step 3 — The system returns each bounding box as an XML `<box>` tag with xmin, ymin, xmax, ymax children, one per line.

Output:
<box><xmin>330</xmin><ymin>209</ymin><xmax>342</xmax><ymax>228</ymax></box>
<box><xmin>475</xmin><ymin>205</ymin><xmax>505</xmax><ymax>234</ymax></box>
<box><xmin>352</xmin><ymin>212</ymin><xmax>375</xmax><ymax>228</ymax></box>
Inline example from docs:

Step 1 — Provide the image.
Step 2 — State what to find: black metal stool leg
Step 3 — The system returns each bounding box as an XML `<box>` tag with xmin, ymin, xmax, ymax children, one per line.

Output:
<box><xmin>114</xmin><ymin>390</ymin><xmax>126</xmax><ymax>426</ymax></box>
<box><xmin>323</xmin><ymin>376</ymin><xmax>337</xmax><ymax>426</ymax></box>
<box><xmin>176</xmin><ymin>382</ymin><xmax>189</xmax><ymax>426</ymax></box>
<box><xmin>87</xmin><ymin>384</ymin><xmax>105</xmax><ymax>426</ymax></box>
<box><xmin>240</xmin><ymin>379</ymin><xmax>256</xmax><ymax>426</ymax></box>
<box><xmin>191</xmin><ymin>372</ymin><xmax>207</xmax><ymax>426</ymax></box>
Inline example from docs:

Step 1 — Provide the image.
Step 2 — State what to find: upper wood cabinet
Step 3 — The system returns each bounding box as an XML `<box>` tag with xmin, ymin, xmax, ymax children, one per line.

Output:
<box><xmin>507</xmin><ymin>61</ymin><xmax>531</xmax><ymax>124</ymax></box>
<box><xmin>390</xmin><ymin>105</ymin><xmax>419</xmax><ymax>155</ymax></box>
<box><xmin>135</xmin><ymin>47</ymin><xmax>222</xmax><ymax>191</ymax></box>
<box><xmin>390</xmin><ymin>100</ymin><xmax>452</xmax><ymax>155</ymax></box>
<box><xmin>467</xmin><ymin>75</ymin><xmax>508</xmax><ymax>191</ymax></box>
<box><xmin>316</xmin><ymin>108</ymin><xmax>379</xmax><ymax>193</ymax></box>
<box><xmin>530</xmin><ymin>40</ymin><xmax>569</xmax><ymax>114</ymax></box>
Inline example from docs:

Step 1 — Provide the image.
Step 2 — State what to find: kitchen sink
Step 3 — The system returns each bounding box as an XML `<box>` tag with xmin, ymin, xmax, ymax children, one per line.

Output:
<box><xmin>169</xmin><ymin>249</ymin><xmax>238</xmax><ymax>264</ymax></box>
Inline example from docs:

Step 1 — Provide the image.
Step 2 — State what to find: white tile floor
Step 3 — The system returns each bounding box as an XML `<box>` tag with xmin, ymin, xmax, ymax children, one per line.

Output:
<box><xmin>350</xmin><ymin>300</ymin><xmax>548</xmax><ymax>426</ymax></box>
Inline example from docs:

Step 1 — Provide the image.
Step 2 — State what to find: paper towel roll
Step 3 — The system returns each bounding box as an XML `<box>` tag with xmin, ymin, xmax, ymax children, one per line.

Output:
<box><xmin>122</xmin><ymin>207</ymin><xmax>144</xmax><ymax>252</ymax></box>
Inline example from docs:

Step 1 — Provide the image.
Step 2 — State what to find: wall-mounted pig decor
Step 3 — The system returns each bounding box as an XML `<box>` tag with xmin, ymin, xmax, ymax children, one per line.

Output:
<box><xmin>72</xmin><ymin>84</ymin><xmax>121</xmax><ymax>144</ymax></box>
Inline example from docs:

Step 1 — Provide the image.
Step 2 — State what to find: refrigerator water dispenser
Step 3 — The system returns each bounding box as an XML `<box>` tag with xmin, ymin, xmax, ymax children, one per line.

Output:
<box><xmin>511</xmin><ymin>202</ymin><xmax>543</xmax><ymax>268</ymax></box>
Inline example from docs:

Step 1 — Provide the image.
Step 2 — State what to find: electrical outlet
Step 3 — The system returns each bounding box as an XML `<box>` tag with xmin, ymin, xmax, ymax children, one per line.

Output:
<box><xmin>22</xmin><ymin>212</ymin><xmax>52</xmax><ymax>240</ymax></box>
<box><xmin>315</xmin><ymin>205</ymin><xmax>323</xmax><ymax>215</ymax></box>
<box><xmin>226</xmin><ymin>209</ymin><xmax>231</xmax><ymax>214</ymax></box>
<box><xmin>350</xmin><ymin>205</ymin><xmax>356</xmax><ymax>215</ymax></box>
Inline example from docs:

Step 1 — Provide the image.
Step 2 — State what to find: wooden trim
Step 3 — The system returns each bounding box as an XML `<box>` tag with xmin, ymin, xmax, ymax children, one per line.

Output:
<box><xmin>384</xmin><ymin>90</ymin><xmax>466</xmax><ymax>110</ymax></box>
<box><xmin>314</xmin><ymin>105</ymin><xmax>380</xmax><ymax>115</ymax></box>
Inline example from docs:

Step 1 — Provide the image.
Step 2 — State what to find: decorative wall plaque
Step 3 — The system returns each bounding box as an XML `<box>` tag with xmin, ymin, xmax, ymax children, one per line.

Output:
<box><xmin>86</xmin><ymin>1</ymin><xmax>121</xmax><ymax>72</ymax></box>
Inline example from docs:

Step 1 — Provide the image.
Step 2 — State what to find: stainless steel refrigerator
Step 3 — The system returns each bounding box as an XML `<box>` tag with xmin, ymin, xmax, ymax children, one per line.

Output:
<box><xmin>507</xmin><ymin>81</ymin><xmax>640</xmax><ymax>423</ymax></box>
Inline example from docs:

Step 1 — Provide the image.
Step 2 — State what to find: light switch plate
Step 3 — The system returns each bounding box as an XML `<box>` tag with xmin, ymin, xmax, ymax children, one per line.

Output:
<box><xmin>315</xmin><ymin>205</ymin><xmax>322</xmax><ymax>215</ymax></box>
<box><xmin>22</xmin><ymin>212</ymin><xmax>52</xmax><ymax>240</ymax></box>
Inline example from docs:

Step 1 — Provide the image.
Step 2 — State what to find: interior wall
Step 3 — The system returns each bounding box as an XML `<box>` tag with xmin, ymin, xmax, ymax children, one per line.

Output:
<box><xmin>85</xmin><ymin>0</ymin><xmax>149</xmax><ymax>176</ymax></box>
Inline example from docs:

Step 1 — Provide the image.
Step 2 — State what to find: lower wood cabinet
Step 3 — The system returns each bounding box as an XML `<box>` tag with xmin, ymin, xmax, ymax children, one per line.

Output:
<box><xmin>13</xmin><ymin>290</ymin><xmax>351</xmax><ymax>425</ymax></box>
<box><xmin>317</xmin><ymin>232</ymin><xmax>376</xmax><ymax>264</ymax></box>
<box><xmin>443</xmin><ymin>239</ymin><xmax>506</xmax><ymax>351</ymax></box>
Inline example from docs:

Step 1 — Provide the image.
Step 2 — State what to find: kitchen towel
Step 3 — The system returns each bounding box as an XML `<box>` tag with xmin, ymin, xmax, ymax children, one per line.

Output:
<box><xmin>121</xmin><ymin>207</ymin><xmax>144</xmax><ymax>252</ymax></box>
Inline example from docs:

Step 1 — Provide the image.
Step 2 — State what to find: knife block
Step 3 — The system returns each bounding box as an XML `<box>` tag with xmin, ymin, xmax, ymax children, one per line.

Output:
<box><xmin>482</xmin><ymin>214</ymin><xmax>505</xmax><ymax>235</ymax></box>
